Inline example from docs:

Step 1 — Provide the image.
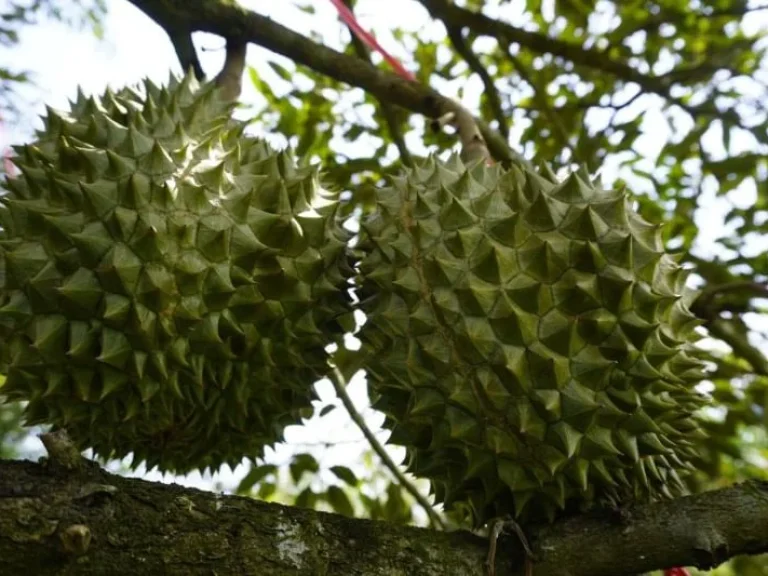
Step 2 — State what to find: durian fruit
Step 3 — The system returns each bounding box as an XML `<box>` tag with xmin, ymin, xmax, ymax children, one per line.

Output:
<box><xmin>0</xmin><ymin>73</ymin><xmax>353</xmax><ymax>473</ymax></box>
<box><xmin>357</xmin><ymin>154</ymin><xmax>707</xmax><ymax>526</ymax></box>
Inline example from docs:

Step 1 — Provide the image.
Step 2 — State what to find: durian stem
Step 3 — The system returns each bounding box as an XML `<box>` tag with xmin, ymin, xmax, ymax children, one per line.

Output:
<box><xmin>433</xmin><ymin>101</ymin><xmax>491</xmax><ymax>164</ymax></box>
<box><xmin>169</xmin><ymin>30</ymin><xmax>205</xmax><ymax>81</ymax></box>
<box><xmin>214</xmin><ymin>39</ymin><xmax>247</xmax><ymax>102</ymax></box>
<box><xmin>486</xmin><ymin>517</ymin><xmax>533</xmax><ymax>576</ymax></box>
<box><xmin>328</xmin><ymin>367</ymin><xmax>446</xmax><ymax>530</ymax></box>
<box><xmin>39</xmin><ymin>429</ymin><xmax>85</xmax><ymax>472</ymax></box>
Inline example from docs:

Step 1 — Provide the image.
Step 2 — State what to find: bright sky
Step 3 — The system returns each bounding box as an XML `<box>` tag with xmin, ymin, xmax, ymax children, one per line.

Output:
<box><xmin>1</xmin><ymin>0</ymin><xmax>766</xmax><ymax>504</ymax></box>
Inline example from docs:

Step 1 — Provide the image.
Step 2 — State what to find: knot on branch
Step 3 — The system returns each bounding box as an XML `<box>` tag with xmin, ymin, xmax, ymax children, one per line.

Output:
<box><xmin>692</xmin><ymin>529</ymin><xmax>730</xmax><ymax>569</ymax></box>
<box><xmin>59</xmin><ymin>524</ymin><xmax>92</xmax><ymax>556</ymax></box>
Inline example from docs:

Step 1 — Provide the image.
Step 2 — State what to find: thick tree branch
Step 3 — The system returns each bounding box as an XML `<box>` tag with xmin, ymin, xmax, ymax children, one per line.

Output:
<box><xmin>125</xmin><ymin>0</ymin><xmax>526</xmax><ymax>166</ymax></box>
<box><xmin>214</xmin><ymin>39</ymin><xmax>247</xmax><ymax>102</ymax></box>
<box><xmin>1</xmin><ymin>457</ymin><xmax>767</xmax><ymax>575</ymax></box>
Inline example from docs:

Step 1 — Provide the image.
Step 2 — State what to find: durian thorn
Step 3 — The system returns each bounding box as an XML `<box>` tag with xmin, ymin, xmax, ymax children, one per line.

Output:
<box><xmin>485</xmin><ymin>516</ymin><xmax>534</xmax><ymax>576</ymax></box>
<box><xmin>214</xmin><ymin>39</ymin><xmax>248</xmax><ymax>103</ymax></box>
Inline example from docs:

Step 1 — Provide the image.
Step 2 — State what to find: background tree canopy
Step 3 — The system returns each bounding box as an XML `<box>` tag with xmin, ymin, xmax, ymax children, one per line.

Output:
<box><xmin>0</xmin><ymin>1</ymin><xmax>766</xmax><ymax>574</ymax></box>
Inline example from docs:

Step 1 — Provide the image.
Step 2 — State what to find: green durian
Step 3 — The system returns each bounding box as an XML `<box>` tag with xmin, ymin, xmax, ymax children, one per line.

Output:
<box><xmin>357</xmin><ymin>154</ymin><xmax>707</xmax><ymax>526</ymax></box>
<box><xmin>0</xmin><ymin>72</ymin><xmax>354</xmax><ymax>473</ymax></box>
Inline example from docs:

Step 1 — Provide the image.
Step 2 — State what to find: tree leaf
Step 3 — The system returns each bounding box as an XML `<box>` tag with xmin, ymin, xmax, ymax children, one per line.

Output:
<box><xmin>326</xmin><ymin>485</ymin><xmax>355</xmax><ymax>517</ymax></box>
<box><xmin>330</xmin><ymin>465</ymin><xmax>358</xmax><ymax>486</ymax></box>
<box><xmin>237</xmin><ymin>464</ymin><xmax>277</xmax><ymax>494</ymax></box>
<box><xmin>289</xmin><ymin>453</ymin><xmax>320</xmax><ymax>484</ymax></box>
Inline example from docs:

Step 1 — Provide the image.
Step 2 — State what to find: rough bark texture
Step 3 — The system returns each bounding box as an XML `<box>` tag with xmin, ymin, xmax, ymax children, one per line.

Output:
<box><xmin>1</xmin><ymin>457</ymin><xmax>767</xmax><ymax>575</ymax></box>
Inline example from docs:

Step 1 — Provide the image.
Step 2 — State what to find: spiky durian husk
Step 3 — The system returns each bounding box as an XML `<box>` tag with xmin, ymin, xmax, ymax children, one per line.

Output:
<box><xmin>358</xmin><ymin>155</ymin><xmax>707</xmax><ymax>526</ymax></box>
<box><xmin>0</xmin><ymin>73</ymin><xmax>353</xmax><ymax>473</ymax></box>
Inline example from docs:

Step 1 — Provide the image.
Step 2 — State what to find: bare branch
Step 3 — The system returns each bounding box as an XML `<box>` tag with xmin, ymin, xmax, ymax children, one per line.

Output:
<box><xmin>698</xmin><ymin>281</ymin><xmax>768</xmax><ymax>301</ymax></box>
<box><xmin>328</xmin><ymin>366</ymin><xmax>446</xmax><ymax>530</ymax></box>
<box><xmin>168</xmin><ymin>31</ymin><xmax>205</xmax><ymax>81</ymax></box>
<box><xmin>214</xmin><ymin>39</ymin><xmax>247</xmax><ymax>102</ymax></box>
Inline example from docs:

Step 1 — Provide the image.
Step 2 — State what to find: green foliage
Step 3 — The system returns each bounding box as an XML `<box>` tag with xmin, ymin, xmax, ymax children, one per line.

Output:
<box><xmin>236</xmin><ymin>448</ymin><xmax>422</xmax><ymax>525</ymax></box>
<box><xmin>0</xmin><ymin>0</ymin><xmax>106</xmax><ymax>123</ymax></box>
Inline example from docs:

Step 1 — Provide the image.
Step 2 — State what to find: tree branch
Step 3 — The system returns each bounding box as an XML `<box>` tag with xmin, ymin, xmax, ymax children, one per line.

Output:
<box><xmin>1</xmin><ymin>458</ymin><xmax>767</xmax><ymax>575</ymax></box>
<box><xmin>168</xmin><ymin>30</ymin><xmax>205</xmax><ymax>81</ymax></box>
<box><xmin>328</xmin><ymin>366</ymin><xmax>445</xmax><ymax>530</ymax></box>
<box><xmin>506</xmin><ymin>51</ymin><xmax>581</xmax><ymax>164</ymax></box>
<box><xmin>416</xmin><ymin>0</ymin><xmax>671</xmax><ymax>94</ymax></box>
<box><xmin>690</xmin><ymin>279</ymin><xmax>768</xmax><ymax>376</ymax></box>
<box><xmin>443</xmin><ymin>25</ymin><xmax>509</xmax><ymax>141</ymax></box>
<box><xmin>340</xmin><ymin>0</ymin><xmax>413</xmax><ymax>167</ymax></box>
<box><xmin>704</xmin><ymin>318</ymin><xmax>768</xmax><ymax>377</ymax></box>
<box><xmin>125</xmin><ymin>0</ymin><xmax>526</xmax><ymax>166</ymax></box>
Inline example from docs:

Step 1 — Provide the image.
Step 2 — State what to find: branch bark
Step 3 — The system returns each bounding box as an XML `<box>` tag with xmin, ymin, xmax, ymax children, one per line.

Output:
<box><xmin>339</xmin><ymin>0</ymin><xmax>414</xmax><ymax>167</ymax></box>
<box><xmin>1</xmin><ymin>457</ymin><xmax>767</xmax><ymax>575</ymax></box>
<box><xmin>125</xmin><ymin>0</ymin><xmax>527</xmax><ymax>166</ymax></box>
<box><xmin>416</xmin><ymin>0</ymin><xmax>671</xmax><ymax>94</ymax></box>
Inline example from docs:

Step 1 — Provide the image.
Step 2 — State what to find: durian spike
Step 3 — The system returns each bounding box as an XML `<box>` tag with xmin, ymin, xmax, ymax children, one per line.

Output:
<box><xmin>214</xmin><ymin>39</ymin><xmax>247</xmax><ymax>103</ymax></box>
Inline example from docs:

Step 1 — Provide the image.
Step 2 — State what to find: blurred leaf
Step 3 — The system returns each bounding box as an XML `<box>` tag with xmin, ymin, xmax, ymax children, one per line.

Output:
<box><xmin>326</xmin><ymin>485</ymin><xmax>355</xmax><ymax>517</ymax></box>
<box><xmin>330</xmin><ymin>465</ymin><xmax>358</xmax><ymax>487</ymax></box>
<box><xmin>237</xmin><ymin>464</ymin><xmax>277</xmax><ymax>494</ymax></box>
<box><xmin>319</xmin><ymin>404</ymin><xmax>337</xmax><ymax>417</ymax></box>
<box><xmin>289</xmin><ymin>452</ymin><xmax>320</xmax><ymax>484</ymax></box>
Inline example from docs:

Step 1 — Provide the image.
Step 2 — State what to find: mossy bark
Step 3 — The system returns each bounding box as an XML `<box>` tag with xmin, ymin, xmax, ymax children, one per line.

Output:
<box><xmin>0</xmin><ymin>459</ymin><xmax>515</xmax><ymax>575</ymax></box>
<box><xmin>2</xmin><ymin>458</ymin><xmax>768</xmax><ymax>575</ymax></box>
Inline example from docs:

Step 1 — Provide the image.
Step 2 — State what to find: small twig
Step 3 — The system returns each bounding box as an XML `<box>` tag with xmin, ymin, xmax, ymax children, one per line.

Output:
<box><xmin>698</xmin><ymin>281</ymin><xmax>768</xmax><ymax>301</ymax></box>
<box><xmin>507</xmin><ymin>51</ymin><xmax>581</xmax><ymax>165</ymax></box>
<box><xmin>328</xmin><ymin>366</ymin><xmax>445</xmax><ymax>530</ymax></box>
